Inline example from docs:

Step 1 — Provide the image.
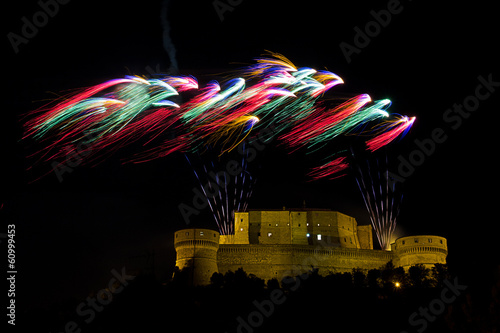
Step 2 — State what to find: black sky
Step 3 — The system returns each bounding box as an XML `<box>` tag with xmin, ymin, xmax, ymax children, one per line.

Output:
<box><xmin>3</xmin><ymin>0</ymin><xmax>500</xmax><ymax>313</ymax></box>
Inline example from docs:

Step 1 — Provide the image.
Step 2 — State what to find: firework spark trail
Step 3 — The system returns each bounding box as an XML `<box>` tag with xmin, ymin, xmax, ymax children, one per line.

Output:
<box><xmin>280</xmin><ymin>94</ymin><xmax>372</xmax><ymax>151</ymax></box>
<box><xmin>199</xmin><ymin>116</ymin><xmax>260</xmax><ymax>156</ymax></box>
<box><xmin>24</xmin><ymin>76</ymin><xmax>195</xmax><ymax>165</ymax></box>
<box><xmin>180</xmin><ymin>78</ymin><xmax>245</xmax><ymax>123</ymax></box>
<box><xmin>184</xmin><ymin>143</ymin><xmax>255</xmax><ymax>235</ymax></box>
<box><xmin>184</xmin><ymin>79</ymin><xmax>294</xmax><ymax>129</ymax></box>
<box><xmin>208</xmin><ymin>168</ymin><xmax>227</xmax><ymax>234</ymax></box>
<box><xmin>307</xmin><ymin>156</ymin><xmax>350</xmax><ymax>180</ymax></box>
<box><xmin>162</xmin><ymin>76</ymin><xmax>198</xmax><ymax>91</ymax></box>
<box><xmin>365</xmin><ymin>115</ymin><xmax>415</xmax><ymax>152</ymax></box>
<box><xmin>280</xmin><ymin>97</ymin><xmax>393</xmax><ymax>156</ymax></box>
<box><xmin>356</xmin><ymin>161</ymin><xmax>383</xmax><ymax>248</ymax></box>
<box><xmin>355</xmin><ymin>175</ymin><xmax>382</xmax><ymax>247</ymax></box>
<box><xmin>24</xmin><ymin>77</ymin><xmax>141</xmax><ymax>138</ymax></box>
<box><xmin>184</xmin><ymin>154</ymin><xmax>223</xmax><ymax>233</ymax></box>
<box><xmin>353</xmin><ymin>153</ymin><xmax>403</xmax><ymax>250</ymax></box>
<box><xmin>183</xmin><ymin>78</ymin><xmax>295</xmax><ymax>155</ymax></box>
<box><xmin>242</xmin><ymin>51</ymin><xmax>297</xmax><ymax>79</ymax></box>
<box><xmin>178</xmin><ymin>74</ymin><xmax>296</xmax><ymax>156</ymax></box>
<box><xmin>248</xmin><ymin>68</ymin><xmax>344</xmax><ymax>138</ymax></box>
<box><xmin>237</xmin><ymin>142</ymin><xmax>256</xmax><ymax>214</ymax></box>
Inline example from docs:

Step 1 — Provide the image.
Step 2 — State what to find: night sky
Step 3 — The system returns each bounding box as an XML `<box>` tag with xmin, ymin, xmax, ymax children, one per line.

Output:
<box><xmin>3</xmin><ymin>0</ymin><xmax>499</xmax><ymax>316</ymax></box>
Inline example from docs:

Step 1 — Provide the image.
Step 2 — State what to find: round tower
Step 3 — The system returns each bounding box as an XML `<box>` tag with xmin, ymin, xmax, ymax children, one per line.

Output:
<box><xmin>392</xmin><ymin>235</ymin><xmax>448</xmax><ymax>270</ymax></box>
<box><xmin>174</xmin><ymin>228</ymin><xmax>220</xmax><ymax>286</ymax></box>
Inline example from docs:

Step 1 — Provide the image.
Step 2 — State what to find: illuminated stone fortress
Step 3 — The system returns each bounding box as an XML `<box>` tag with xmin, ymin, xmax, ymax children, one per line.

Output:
<box><xmin>174</xmin><ymin>209</ymin><xmax>448</xmax><ymax>285</ymax></box>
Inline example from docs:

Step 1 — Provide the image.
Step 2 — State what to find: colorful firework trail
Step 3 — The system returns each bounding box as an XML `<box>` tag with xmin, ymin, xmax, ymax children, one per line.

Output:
<box><xmin>307</xmin><ymin>156</ymin><xmax>350</xmax><ymax>181</ymax></box>
<box><xmin>23</xmin><ymin>52</ymin><xmax>415</xmax><ymax>235</ymax></box>
<box><xmin>23</xmin><ymin>76</ymin><xmax>192</xmax><ymax>166</ymax></box>
<box><xmin>365</xmin><ymin>115</ymin><xmax>415</xmax><ymax>152</ymax></box>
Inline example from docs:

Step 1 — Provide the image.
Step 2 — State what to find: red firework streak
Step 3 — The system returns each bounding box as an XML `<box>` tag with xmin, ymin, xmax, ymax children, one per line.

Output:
<box><xmin>365</xmin><ymin>116</ymin><xmax>415</xmax><ymax>152</ymax></box>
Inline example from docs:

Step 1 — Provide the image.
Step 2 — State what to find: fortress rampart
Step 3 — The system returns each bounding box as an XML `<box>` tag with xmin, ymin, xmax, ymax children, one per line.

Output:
<box><xmin>217</xmin><ymin>244</ymin><xmax>394</xmax><ymax>281</ymax></box>
<box><xmin>174</xmin><ymin>210</ymin><xmax>448</xmax><ymax>285</ymax></box>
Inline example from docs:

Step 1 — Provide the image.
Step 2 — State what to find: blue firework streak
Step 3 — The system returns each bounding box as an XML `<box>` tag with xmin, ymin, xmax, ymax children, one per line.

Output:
<box><xmin>352</xmin><ymin>150</ymin><xmax>403</xmax><ymax>250</ymax></box>
<box><xmin>184</xmin><ymin>142</ymin><xmax>256</xmax><ymax>235</ymax></box>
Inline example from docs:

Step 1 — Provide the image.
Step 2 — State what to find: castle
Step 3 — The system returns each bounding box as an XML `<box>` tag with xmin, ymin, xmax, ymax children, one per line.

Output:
<box><xmin>174</xmin><ymin>209</ymin><xmax>448</xmax><ymax>285</ymax></box>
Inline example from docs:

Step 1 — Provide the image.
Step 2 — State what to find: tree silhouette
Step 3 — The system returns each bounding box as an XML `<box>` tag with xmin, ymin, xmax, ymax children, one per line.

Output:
<box><xmin>352</xmin><ymin>268</ymin><xmax>366</xmax><ymax>288</ymax></box>
<box><xmin>408</xmin><ymin>264</ymin><xmax>431</xmax><ymax>288</ymax></box>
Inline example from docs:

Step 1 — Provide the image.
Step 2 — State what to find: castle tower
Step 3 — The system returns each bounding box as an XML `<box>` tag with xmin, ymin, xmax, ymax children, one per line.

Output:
<box><xmin>392</xmin><ymin>235</ymin><xmax>448</xmax><ymax>270</ymax></box>
<box><xmin>174</xmin><ymin>228</ymin><xmax>220</xmax><ymax>286</ymax></box>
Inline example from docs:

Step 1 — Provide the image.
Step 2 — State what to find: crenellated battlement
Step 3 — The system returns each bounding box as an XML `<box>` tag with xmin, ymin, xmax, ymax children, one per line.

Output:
<box><xmin>175</xmin><ymin>239</ymin><xmax>220</xmax><ymax>249</ymax></box>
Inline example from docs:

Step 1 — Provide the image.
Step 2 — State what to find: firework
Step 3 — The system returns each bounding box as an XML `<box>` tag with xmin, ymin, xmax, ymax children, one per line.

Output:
<box><xmin>23</xmin><ymin>76</ymin><xmax>193</xmax><ymax>165</ymax></box>
<box><xmin>279</xmin><ymin>94</ymin><xmax>372</xmax><ymax>151</ymax></box>
<box><xmin>23</xmin><ymin>52</ymin><xmax>416</xmax><ymax>236</ymax></box>
<box><xmin>353</xmin><ymin>152</ymin><xmax>403</xmax><ymax>250</ymax></box>
<box><xmin>185</xmin><ymin>142</ymin><xmax>256</xmax><ymax>235</ymax></box>
<box><xmin>307</xmin><ymin>156</ymin><xmax>350</xmax><ymax>181</ymax></box>
<box><xmin>365</xmin><ymin>115</ymin><xmax>415</xmax><ymax>152</ymax></box>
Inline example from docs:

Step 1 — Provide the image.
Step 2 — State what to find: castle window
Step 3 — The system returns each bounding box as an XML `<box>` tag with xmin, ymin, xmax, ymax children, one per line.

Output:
<box><xmin>241</xmin><ymin>219</ymin><xmax>243</xmax><ymax>222</ymax></box>
<box><xmin>298</xmin><ymin>224</ymin><xmax>301</xmax><ymax>227</ymax></box>
<box><xmin>317</xmin><ymin>234</ymin><xmax>322</xmax><ymax>240</ymax></box>
<box><xmin>317</xmin><ymin>223</ymin><xmax>320</xmax><ymax>226</ymax></box>
<box><xmin>428</xmin><ymin>238</ymin><xmax>432</xmax><ymax>243</ymax></box>
<box><xmin>268</xmin><ymin>232</ymin><xmax>272</xmax><ymax>237</ymax></box>
<box><xmin>307</xmin><ymin>223</ymin><xmax>309</xmax><ymax>226</ymax></box>
<box><xmin>350</xmin><ymin>237</ymin><xmax>352</xmax><ymax>244</ymax></box>
<box><xmin>402</xmin><ymin>240</ymin><xmax>405</xmax><ymax>245</ymax></box>
<box><xmin>269</xmin><ymin>224</ymin><xmax>271</xmax><ymax>226</ymax></box>
<box><xmin>240</xmin><ymin>228</ymin><xmax>244</xmax><ymax>232</ymax></box>
<box><xmin>344</xmin><ymin>237</ymin><xmax>347</xmax><ymax>242</ymax></box>
<box><xmin>306</xmin><ymin>233</ymin><xmax>310</xmax><ymax>237</ymax></box>
<box><xmin>440</xmin><ymin>240</ymin><xmax>443</xmax><ymax>244</ymax></box>
<box><xmin>200</xmin><ymin>231</ymin><xmax>204</xmax><ymax>236</ymax></box>
<box><xmin>414</xmin><ymin>239</ymin><xmax>418</xmax><ymax>243</ymax></box>
<box><xmin>275</xmin><ymin>223</ymin><xmax>278</xmax><ymax>227</ymax></box>
<box><xmin>185</xmin><ymin>232</ymin><xmax>189</xmax><ymax>236</ymax></box>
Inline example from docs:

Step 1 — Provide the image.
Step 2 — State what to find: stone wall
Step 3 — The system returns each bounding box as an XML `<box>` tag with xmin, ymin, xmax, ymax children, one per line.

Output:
<box><xmin>217</xmin><ymin>243</ymin><xmax>395</xmax><ymax>281</ymax></box>
<box><xmin>174</xmin><ymin>226</ymin><xmax>449</xmax><ymax>285</ymax></box>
